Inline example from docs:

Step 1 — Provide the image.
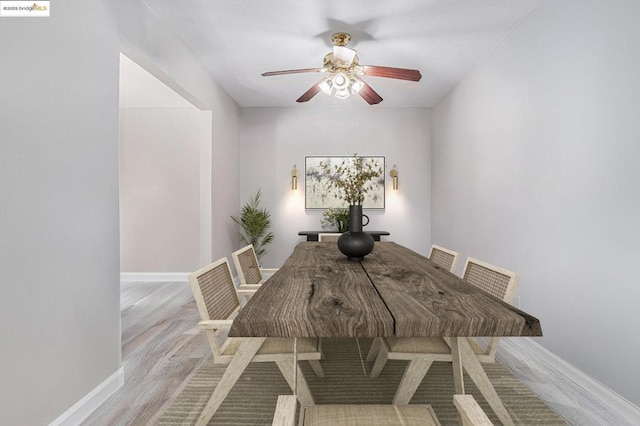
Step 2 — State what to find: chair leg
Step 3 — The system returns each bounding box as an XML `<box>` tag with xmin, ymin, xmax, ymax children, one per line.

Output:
<box><xmin>450</xmin><ymin>338</ymin><xmax>465</xmax><ymax>395</ymax></box>
<box><xmin>366</xmin><ymin>337</ymin><xmax>382</xmax><ymax>362</ymax></box>
<box><xmin>369</xmin><ymin>345</ymin><xmax>389</xmax><ymax>378</ymax></box>
<box><xmin>273</xmin><ymin>395</ymin><xmax>297</xmax><ymax>426</ymax></box>
<box><xmin>454</xmin><ymin>337</ymin><xmax>514</xmax><ymax>426</ymax></box>
<box><xmin>308</xmin><ymin>360</ymin><xmax>325</xmax><ymax>378</ymax></box>
<box><xmin>275</xmin><ymin>360</ymin><xmax>315</xmax><ymax>407</ymax></box>
<box><xmin>393</xmin><ymin>359</ymin><xmax>433</xmax><ymax>405</ymax></box>
<box><xmin>195</xmin><ymin>338</ymin><xmax>265</xmax><ymax>426</ymax></box>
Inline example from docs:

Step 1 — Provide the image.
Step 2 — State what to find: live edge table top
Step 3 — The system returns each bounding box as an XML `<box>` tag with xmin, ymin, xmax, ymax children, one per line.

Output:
<box><xmin>229</xmin><ymin>242</ymin><xmax>542</xmax><ymax>339</ymax></box>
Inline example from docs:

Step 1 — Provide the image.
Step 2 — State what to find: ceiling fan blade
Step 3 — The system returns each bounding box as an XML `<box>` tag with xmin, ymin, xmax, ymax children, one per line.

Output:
<box><xmin>262</xmin><ymin>68</ymin><xmax>323</xmax><ymax>77</ymax></box>
<box><xmin>356</xmin><ymin>78</ymin><xmax>383</xmax><ymax>105</ymax></box>
<box><xmin>296</xmin><ymin>80</ymin><xmax>325</xmax><ymax>103</ymax></box>
<box><xmin>333</xmin><ymin>46</ymin><xmax>357</xmax><ymax>66</ymax></box>
<box><xmin>362</xmin><ymin>65</ymin><xmax>422</xmax><ymax>82</ymax></box>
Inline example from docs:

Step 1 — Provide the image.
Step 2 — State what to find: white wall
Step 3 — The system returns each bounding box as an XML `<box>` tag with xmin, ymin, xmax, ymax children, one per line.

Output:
<box><xmin>212</xmin><ymin>99</ymin><xmax>241</xmax><ymax>263</ymax></box>
<box><xmin>0</xmin><ymin>1</ymin><xmax>240</xmax><ymax>423</ymax></box>
<box><xmin>0</xmin><ymin>1</ymin><xmax>121</xmax><ymax>424</ymax></box>
<box><xmin>112</xmin><ymin>0</ymin><xmax>242</xmax><ymax>269</ymax></box>
<box><xmin>240</xmin><ymin>107</ymin><xmax>431</xmax><ymax>267</ymax></box>
<box><xmin>432</xmin><ymin>0</ymin><xmax>640</xmax><ymax>406</ymax></box>
<box><xmin>119</xmin><ymin>107</ymin><xmax>209</xmax><ymax>272</ymax></box>
<box><xmin>119</xmin><ymin>54</ymin><xmax>211</xmax><ymax>273</ymax></box>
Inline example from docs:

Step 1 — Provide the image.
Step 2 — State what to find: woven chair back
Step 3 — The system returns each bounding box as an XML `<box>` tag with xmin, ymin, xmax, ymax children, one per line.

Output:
<box><xmin>189</xmin><ymin>258</ymin><xmax>240</xmax><ymax>321</ymax></box>
<box><xmin>429</xmin><ymin>245</ymin><xmax>459</xmax><ymax>273</ymax></box>
<box><xmin>462</xmin><ymin>258</ymin><xmax>519</xmax><ymax>304</ymax></box>
<box><xmin>233</xmin><ymin>245</ymin><xmax>263</xmax><ymax>285</ymax></box>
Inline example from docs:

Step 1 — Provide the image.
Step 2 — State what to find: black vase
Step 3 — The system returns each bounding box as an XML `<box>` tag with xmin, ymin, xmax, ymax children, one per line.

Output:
<box><xmin>337</xmin><ymin>205</ymin><xmax>374</xmax><ymax>261</ymax></box>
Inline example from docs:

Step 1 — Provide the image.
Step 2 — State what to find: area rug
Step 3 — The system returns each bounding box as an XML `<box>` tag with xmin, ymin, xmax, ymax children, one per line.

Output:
<box><xmin>158</xmin><ymin>338</ymin><xmax>566</xmax><ymax>425</ymax></box>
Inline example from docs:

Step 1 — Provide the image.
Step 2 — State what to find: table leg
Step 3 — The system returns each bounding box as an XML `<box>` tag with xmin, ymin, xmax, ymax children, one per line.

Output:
<box><xmin>455</xmin><ymin>337</ymin><xmax>514</xmax><ymax>426</ymax></box>
<box><xmin>393</xmin><ymin>359</ymin><xmax>434</xmax><ymax>405</ymax></box>
<box><xmin>195</xmin><ymin>338</ymin><xmax>266</xmax><ymax>426</ymax></box>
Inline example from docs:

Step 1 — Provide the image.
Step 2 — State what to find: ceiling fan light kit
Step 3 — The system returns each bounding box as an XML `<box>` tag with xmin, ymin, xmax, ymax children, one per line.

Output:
<box><xmin>262</xmin><ymin>32</ymin><xmax>422</xmax><ymax>105</ymax></box>
<box><xmin>319</xmin><ymin>72</ymin><xmax>363</xmax><ymax>99</ymax></box>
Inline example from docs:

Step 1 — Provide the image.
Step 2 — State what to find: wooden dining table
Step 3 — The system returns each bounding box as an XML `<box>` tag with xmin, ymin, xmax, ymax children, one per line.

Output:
<box><xmin>228</xmin><ymin>242</ymin><xmax>542</xmax><ymax>425</ymax></box>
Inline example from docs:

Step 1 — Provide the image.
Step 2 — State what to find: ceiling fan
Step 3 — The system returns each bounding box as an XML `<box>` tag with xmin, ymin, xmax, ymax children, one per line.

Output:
<box><xmin>262</xmin><ymin>33</ymin><xmax>422</xmax><ymax>105</ymax></box>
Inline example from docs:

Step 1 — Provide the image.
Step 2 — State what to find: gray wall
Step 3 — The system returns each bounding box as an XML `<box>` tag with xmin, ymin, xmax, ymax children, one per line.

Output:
<box><xmin>240</xmin><ymin>107</ymin><xmax>431</xmax><ymax>267</ymax></box>
<box><xmin>432</xmin><ymin>0</ymin><xmax>640</xmax><ymax>405</ymax></box>
<box><xmin>0</xmin><ymin>1</ymin><xmax>121</xmax><ymax>424</ymax></box>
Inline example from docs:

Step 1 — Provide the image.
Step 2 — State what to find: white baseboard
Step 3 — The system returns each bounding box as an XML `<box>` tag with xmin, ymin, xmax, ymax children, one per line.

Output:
<box><xmin>499</xmin><ymin>337</ymin><xmax>640</xmax><ymax>424</ymax></box>
<box><xmin>49</xmin><ymin>367</ymin><xmax>124</xmax><ymax>426</ymax></box>
<box><xmin>120</xmin><ymin>272</ymin><xmax>189</xmax><ymax>282</ymax></box>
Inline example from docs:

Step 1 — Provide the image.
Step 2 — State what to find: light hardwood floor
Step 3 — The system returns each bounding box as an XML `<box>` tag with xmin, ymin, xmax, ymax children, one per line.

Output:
<box><xmin>81</xmin><ymin>281</ymin><xmax>209</xmax><ymax>425</ymax></box>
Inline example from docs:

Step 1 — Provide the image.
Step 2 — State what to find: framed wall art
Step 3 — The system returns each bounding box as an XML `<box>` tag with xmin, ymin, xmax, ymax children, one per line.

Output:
<box><xmin>305</xmin><ymin>155</ymin><xmax>385</xmax><ymax>210</ymax></box>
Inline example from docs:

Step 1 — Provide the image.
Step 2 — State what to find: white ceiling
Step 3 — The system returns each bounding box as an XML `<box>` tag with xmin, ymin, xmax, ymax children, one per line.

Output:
<box><xmin>141</xmin><ymin>0</ymin><xmax>540</xmax><ymax>108</ymax></box>
<box><xmin>119</xmin><ymin>54</ymin><xmax>194</xmax><ymax>108</ymax></box>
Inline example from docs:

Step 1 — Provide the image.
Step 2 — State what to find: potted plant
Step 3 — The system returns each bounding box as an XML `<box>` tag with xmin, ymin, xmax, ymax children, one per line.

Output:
<box><xmin>318</xmin><ymin>154</ymin><xmax>383</xmax><ymax>260</ymax></box>
<box><xmin>231</xmin><ymin>189</ymin><xmax>274</xmax><ymax>262</ymax></box>
<box><xmin>321</xmin><ymin>207</ymin><xmax>349</xmax><ymax>233</ymax></box>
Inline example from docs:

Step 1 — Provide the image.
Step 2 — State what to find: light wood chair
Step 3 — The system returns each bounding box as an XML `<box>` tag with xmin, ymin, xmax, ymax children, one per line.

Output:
<box><xmin>318</xmin><ymin>233</ymin><xmax>342</xmax><ymax>242</ymax></box>
<box><xmin>272</xmin><ymin>394</ymin><xmax>491</xmax><ymax>426</ymax></box>
<box><xmin>428</xmin><ymin>244</ymin><xmax>460</xmax><ymax>273</ymax></box>
<box><xmin>189</xmin><ymin>257</ymin><xmax>324</xmax><ymax>425</ymax></box>
<box><xmin>461</xmin><ymin>257</ymin><xmax>519</xmax><ymax>363</ymax></box>
<box><xmin>454</xmin><ymin>394</ymin><xmax>494</xmax><ymax>425</ymax></box>
<box><xmin>367</xmin><ymin>258</ymin><xmax>519</xmax><ymax>406</ymax></box>
<box><xmin>271</xmin><ymin>336</ymin><xmax>441</xmax><ymax>426</ymax></box>
<box><xmin>232</xmin><ymin>244</ymin><xmax>279</xmax><ymax>286</ymax></box>
<box><xmin>363</xmin><ymin>244</ymin><xmax>460</xmax><ymax>377</ymax></box>
<box><xmin>365</xmin><ymin>245</ymin><xmax>459</xmax><ymax>364</ymax></box>
<box><xmin>273</xmin><ymin>395</ymin><xmax>442</xmax><ymax>426</ymax></box>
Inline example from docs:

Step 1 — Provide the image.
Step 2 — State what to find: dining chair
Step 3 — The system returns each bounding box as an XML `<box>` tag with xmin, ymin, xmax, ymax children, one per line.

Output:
<box><xmin>318</xmin><ymin>233</ymin><xmax>342</xmax><ymax>242</ymax></box>
<box><xmin>428</xmin><ymin>244</ymin><xmax>460</xmax><ymax>273</ymax></box>
<box><xmin>271</xmin><ymin>340</ymin><xmax>441</xmax><ymax>426</ymax></box>
<box><xmin>364</xmin><ymin>244</ymin><xmax>460</xmax><ymax>368</ymax></box>
<box><xmin>454</xmin><ymin>394</ymin><xmax>494</xmax><ymax>425</ymax></box>
<box><xmin>189</xmin><ymin>257</ymin><xmax>324</xmax><ymax>425</ymax></box>
<box><xmin>232</xmin><ymin>244</ymin><xmax>279</xmax><ymax>286</ymax></box>
<box><xmin>460</xmin><ymin>257</ymin><xmax>519</xmax><ymax>363</ymax></box>
<box><xmin>278</xmin><ymin>403</ymin><xmax>441</xmax><ymax>425</ymax></box>
<box><xmin>272</xmin><ymin>394</ymin><xmax>491</xmax><ymax>425</ymax></box>
<box><xmin>367</xmin><ymin>257</ymin><xmax>519</xmax><ymax>405</ymax></box>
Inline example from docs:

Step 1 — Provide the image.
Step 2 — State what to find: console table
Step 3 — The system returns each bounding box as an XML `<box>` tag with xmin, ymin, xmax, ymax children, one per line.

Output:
<box><xmin>298</xmin><ymin>230</ymin><xmax>390</xmax><ymax>241</ymax></box>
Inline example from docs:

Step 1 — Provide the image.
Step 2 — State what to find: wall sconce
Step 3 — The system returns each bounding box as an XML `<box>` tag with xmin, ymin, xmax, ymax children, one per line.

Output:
<box><xmin>291</xmin><ymin>164</ymin><xmax>298</xmax><ymax>190</ymax></box>
<box><xmin>390</xmin><ymin>164</ymin><xmax>399</xmax><ymax>190</ymax></box>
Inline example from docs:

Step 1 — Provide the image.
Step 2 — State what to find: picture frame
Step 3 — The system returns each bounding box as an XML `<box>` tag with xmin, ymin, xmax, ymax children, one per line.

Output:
<box><xmin>305</xmin><ymin>155</ymin><xmax>385</xmax><ymax>210</ymax></box>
